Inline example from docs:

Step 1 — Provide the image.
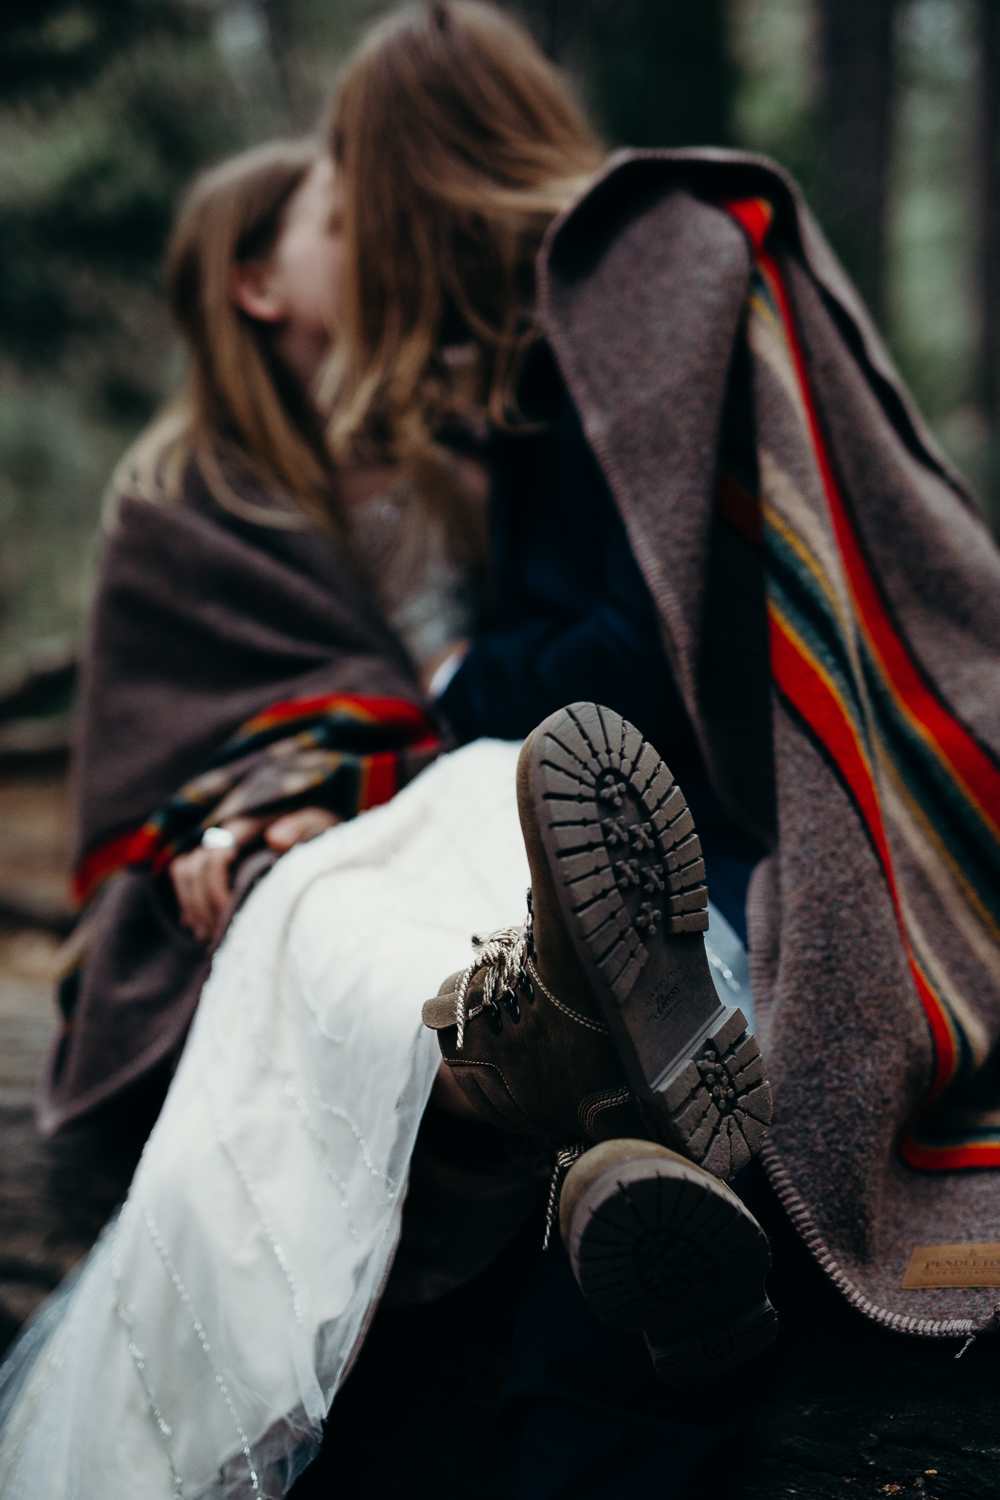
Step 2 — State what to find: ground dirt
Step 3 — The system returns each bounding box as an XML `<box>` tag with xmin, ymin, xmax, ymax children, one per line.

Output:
<box><xmin>0</xmin><ymin>766</ymin><xmax>136</xmax><ymax>1352</ymax></box>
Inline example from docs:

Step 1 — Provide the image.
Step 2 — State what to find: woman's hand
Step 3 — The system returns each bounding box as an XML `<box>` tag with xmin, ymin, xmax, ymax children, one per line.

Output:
<box><xmin>263</xmin><ymin>806</ymin><xmax>340</xmax><ymax>851</ymax></box>
<box><xmin>169</xmin><ymin>806</ymin><xmax>340</xmax><ymax>943</ymax></box>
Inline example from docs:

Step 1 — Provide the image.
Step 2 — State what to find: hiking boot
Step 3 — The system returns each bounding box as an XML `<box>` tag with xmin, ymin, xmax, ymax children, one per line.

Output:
<box><xmin>560</xmin><ymin>1138</ymin><xmax>778</xmax><ymax>1385</ymax></box>
<box><xmin>423</xmin><ymin>702</ymin><xmax>772</xmax><ymax>1178</ymax></box>
<box><xmin>422</xmin><ymin>926</ymin><xmax>646</xmax><ymax>1143</ymax></box>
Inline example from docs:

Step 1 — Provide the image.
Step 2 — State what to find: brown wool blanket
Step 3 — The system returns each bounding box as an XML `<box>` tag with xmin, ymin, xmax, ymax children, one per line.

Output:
<box><xmin>41</xmin><ymin>461</ymin><xmax>436</xmax><ymax>1134</ymax></box>
<box><xmin>539</xmin><ymin>149</ymin><xmax>1000</xmax><ymax>1338</ymax></box>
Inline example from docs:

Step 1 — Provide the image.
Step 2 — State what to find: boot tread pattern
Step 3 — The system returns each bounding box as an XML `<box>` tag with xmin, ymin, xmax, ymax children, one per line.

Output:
<box><xmin>571</xmin><ymin>1160</ymin><xmax>777</xmax><ymax>1386</ymax></box>
<box><xmin>532</xmin><ymin>703</ymin><xmax>772</xmax><ymax>1182</ymax></box>
<box><xmin>665</xmin><ymin>1008</ymin><xmax>773</xmax><ymax>1179</ymax></box>
<box><xmin>538</xmin><ymin>704</ymin><xmax>709</xmax><ymax>1009</ymax></box>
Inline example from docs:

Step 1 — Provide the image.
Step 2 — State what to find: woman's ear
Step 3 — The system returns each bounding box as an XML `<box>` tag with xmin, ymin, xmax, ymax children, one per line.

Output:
<box><xmin>229</xmin><ymin>261</ymin><xmax>287</xmax><ymax>324</ymax></box>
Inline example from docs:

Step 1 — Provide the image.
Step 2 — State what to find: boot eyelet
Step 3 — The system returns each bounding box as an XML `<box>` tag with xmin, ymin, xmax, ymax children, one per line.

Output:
<box><xmin>501</xmin><ymin>987</ymin><xmax>521</xmax><ymax>1023</ymax></box>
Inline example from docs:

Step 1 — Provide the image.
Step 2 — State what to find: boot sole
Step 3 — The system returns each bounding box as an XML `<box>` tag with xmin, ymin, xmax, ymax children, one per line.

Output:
<box><xmin>566</xmin><ymin>1152</ymin><xmax>777</xmax><ymax>1386</ymax></box>
<box><xmin>527</xmin><ymin>702</ymin><xmax>771</xmax><ymax>1180</ymax></box>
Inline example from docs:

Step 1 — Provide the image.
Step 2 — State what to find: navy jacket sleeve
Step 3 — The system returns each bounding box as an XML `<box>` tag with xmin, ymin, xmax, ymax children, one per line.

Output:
<box><xmin>438</xmin><ymin>354</ymin><xmax>687</xmax><ymax>754</ymax></box>
<box><xmin>436</xmin><ymin>343</ymin><xmax>761</xmax><ymax>942</ymax></box>
<box><xmin>438</xmin><ymin>511</ymin><xmax>684</xmax><ymax>748</ymax></box>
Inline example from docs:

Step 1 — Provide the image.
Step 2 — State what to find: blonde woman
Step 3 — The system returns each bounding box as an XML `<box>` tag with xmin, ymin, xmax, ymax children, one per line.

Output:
<box><xmin>3</xmin><ymin>2</ymin><xmax>992</xmax><ymax>1496</ymax></box>
<box><xmin>46</xmin><ymin>138</ymin><xmax>487</xmax><ymax>1139</ymax></box>
<box><xmin>0</xmin><ymin>13</ymin><xmax>773</xmax><ymax>1499</ymax></box>
<box><xmin>319</xmin><ymin>6</ymin><xmax>1000</xmax><ymax>1500</ymax></box>
<box><xmin>309</xmin><ymin>0</ymin><xmax>1000</xmax><ymax>1492</ymax></box>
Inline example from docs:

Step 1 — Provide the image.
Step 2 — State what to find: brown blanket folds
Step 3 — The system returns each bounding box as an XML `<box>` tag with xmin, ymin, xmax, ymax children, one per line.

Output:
<box><xmin>41</xmin><ymin>462</ymin><xmax>437</xmax><ymax>1135</ymax></box>
<box><xmin>539</xmin><ymin>149</ymin><xmax>1000</xmax><ymax>1337</ymax></box>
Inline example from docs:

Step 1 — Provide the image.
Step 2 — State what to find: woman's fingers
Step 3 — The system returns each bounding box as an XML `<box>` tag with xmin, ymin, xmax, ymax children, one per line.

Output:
<box><xmin>192</xmin><ymin>817</ymin><xmax>267</xmax><ymax>935</ymax></box>
<box><xmin>170</xmin><ymin>849</ymin><xmax>220</xmax><ymax>942</ymax></box>
<box><xmin>264</xmin><ymin>807</ymin><xmax>339</xmax><ymax>851</ymax></box>
<box><xmin>225</xmin><ymin>814</ymin><xmax>270</xmax><ymax>847</ymax></box>
<box><xmin>170</xmin><ymin>811</ymin><xmax>331</xmax><ymax>941</ymax></box>
<box><xmin>170</xmin><ymin>832</ymin><xmax>250</xmax><ymax>941</ymax></box>
<box><xmin>168</xmin><ymin>853</ymin><xmax>195</xmax><ymax>935</ymax></box>
<box><xmin>204</xmin><ymin>847</ymin><xmax>237</xmax><ymax>924</ymax></box>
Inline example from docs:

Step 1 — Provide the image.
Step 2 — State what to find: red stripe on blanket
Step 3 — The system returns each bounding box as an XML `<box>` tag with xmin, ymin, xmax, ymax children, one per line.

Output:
<box><xmin>753</xmin><ymin>250</ymin><xmax>1000</xmax><ymax>841</ymax></box>
<box><xmin>768</xmin><ymin>609</ymin><xmax>885</xmax><ymax>865</ymax></box>
<box><xmin>235</xmin><ymin>694</ymin><xmax>430</xmax><ymax>741</ymax></box>
<box><xmin>724</xmin><ymin>197</ymin><xmax>774</xmax><ymax>255</ymax></box>
<box><xmin>898</xmin><ymin>1127</ymin><xmax>1000</xmax><ymax>1172</ymax></box>
<box><xmin>769</xmin><ymin>607</ymin><xmax>961</xmax><ymax>1102</ymax></box>
<box><xmin>359</xmin><ymin>751</ymin><xmax>399</xmax><ymax>810</ymax></box>
<box><xmin>73</xmin><ymin>695</ymin><xmax>437</xmax><ymax>907</ymax></box>
<box><xmin>751</xmin><ymin>244</ymin><xmax>975</xmax><ymax>1115</ymax></box>
<box><xmin>725</xmin><ymin>198</ymin><xmax>998</xmax><ymax>1161</ymax></box>
<box><xmin>72</xmin><ymin>823</ymin><xmax>164</xmax><ymax>906</ymax></box>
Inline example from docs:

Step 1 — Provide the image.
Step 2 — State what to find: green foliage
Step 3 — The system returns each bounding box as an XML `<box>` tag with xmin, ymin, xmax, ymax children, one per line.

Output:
<box><xmin>889</xmin><ymin>0</ymin><xmax>981</xmax><ymax>415</ymax></box>
<box><xmin>0</xmin><ymin>0</ymin><xmax>199</xmax><ymax>102</ymax></box>
<box><xmin>0</xmin><ymin>0</ymin><xmax>994</xmax><ymax>680</ymax></box>
<box><xmin>0</xmin><ymin>1</ymin><xmax>253</xmax><ymax>677</ymax></box>
<box><xmin>0</xmin><ymin>387</ymin><xmax>122</xmax><ymax>680</ymax></box>
<box><xmin>0</xmin><ymin>0</ymin><xmax>380</xmax><ymax>412</ymax></box>
<box><xmin>730</xmin><ymin>0</ymin><xmax>821</xmax><ymax>196</ymax></box>
<box><xmin>0</xmin><ymin>7</ymin><xmax>244</xmax><ymax>402</ymax></box>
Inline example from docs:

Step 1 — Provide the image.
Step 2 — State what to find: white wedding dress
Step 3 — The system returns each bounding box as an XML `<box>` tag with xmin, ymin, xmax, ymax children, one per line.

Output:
<box><xmin>0</xmin><ymin>737</ymin><xmax>751</xmax><ymax>1500</ymax></box>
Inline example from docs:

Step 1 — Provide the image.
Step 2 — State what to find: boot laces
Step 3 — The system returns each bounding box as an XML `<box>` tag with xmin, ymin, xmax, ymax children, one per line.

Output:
<box><xmin>453</xmin><ymin>892</ymin><xmax>538</xmax><ymax>1050</ymax></box>
<box><xmin>543</xmin><ymin>1141</ymin><xmax>587</xmax><ymax>1250</ymax></box>
<box><xmin>453</xmin><ymin>889</ymin><xmax>609</xmax><ymax>1049</ymax></box>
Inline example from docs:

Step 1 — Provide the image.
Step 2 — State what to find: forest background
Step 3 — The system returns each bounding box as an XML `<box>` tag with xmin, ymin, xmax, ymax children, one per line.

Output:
<box><xmin>1</xmin><ymin>0</ymin><xmax>998</xmax><ymax>687</ymax></box>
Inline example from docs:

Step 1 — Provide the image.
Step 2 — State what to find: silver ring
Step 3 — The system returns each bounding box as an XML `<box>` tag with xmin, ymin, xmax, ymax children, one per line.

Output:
<box><xmin>201</xmin><ymin>826</ymin><xmax>237</xmax><ymax>851</ymax></box>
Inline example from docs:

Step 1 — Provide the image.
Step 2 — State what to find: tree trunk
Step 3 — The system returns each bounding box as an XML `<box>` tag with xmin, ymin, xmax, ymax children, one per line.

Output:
<box><xmin>816</xmin><ymin>0</ymin><xmax>900</xmax><ymax>325</ymax></box>
<box><xmin>978</xmin><ymin>0</ymin><xmax>1000</xmax><ymax>523</ymax></box>
<box><xmin>513</xmin><ymin>0</ymin><xmax>733</xmax><ymax>149</ymax></box>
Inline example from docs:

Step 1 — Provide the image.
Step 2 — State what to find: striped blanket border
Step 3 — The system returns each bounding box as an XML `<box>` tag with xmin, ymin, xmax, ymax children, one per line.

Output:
<box><xmin>724</xmin><ymin>197</ymin><xmax>1000</xmax><ymax>1169</ymax></box>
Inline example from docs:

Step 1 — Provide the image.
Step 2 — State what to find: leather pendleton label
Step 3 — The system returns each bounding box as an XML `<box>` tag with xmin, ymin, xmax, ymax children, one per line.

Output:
<box><xmin>902</xmin><ymin>1243</ymin><xmax>1000</xmax><ymax>1289</ymax></box>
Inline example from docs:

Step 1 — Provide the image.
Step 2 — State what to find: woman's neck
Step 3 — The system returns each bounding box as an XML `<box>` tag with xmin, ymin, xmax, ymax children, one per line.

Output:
<box><xmin>271</xmin><ymin>322</ymin><xmax>330</xmax><ymax>397</ymax></box>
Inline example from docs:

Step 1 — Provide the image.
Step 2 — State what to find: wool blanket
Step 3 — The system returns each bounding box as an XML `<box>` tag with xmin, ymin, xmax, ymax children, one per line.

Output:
<box><xmin>40</xmin><ymin>462</ymin><xmax>437</xmax><ymax>1134</ymax></box>
<box><xmin>538</xmin><ymin>150</ymin><xmax>1000</xmax><ymax>1336</ymax></box>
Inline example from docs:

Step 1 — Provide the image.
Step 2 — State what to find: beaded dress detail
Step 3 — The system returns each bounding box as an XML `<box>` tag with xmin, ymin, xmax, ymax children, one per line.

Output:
<box><xmin>0</xmin><ymin>741</ymin><xmax>532</xmax><ymax>1500</ymax></box>
<box><xmin>0</xmin><ymin>738</ymin><xmax>749</xmax><ymax>1499</ymax></box>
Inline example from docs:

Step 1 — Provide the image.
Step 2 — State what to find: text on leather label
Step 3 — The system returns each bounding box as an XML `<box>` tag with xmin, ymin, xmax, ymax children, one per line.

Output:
<box><xmin>902</xmin><ymin>1243</ymin><xmax>1000</xmax><ymax>1289</ymax></box>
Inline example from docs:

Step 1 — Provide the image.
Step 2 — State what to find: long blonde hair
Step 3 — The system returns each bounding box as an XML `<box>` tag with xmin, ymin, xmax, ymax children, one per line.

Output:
<box><xmin>325</xmin><ymin>1</ymin><xmax>604</xmax><ymax>463</ymax></box>
<box><xmin>109</xmin><ymin>139</ymin><xmax>341</xmax><ymax>532</ymax></box>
